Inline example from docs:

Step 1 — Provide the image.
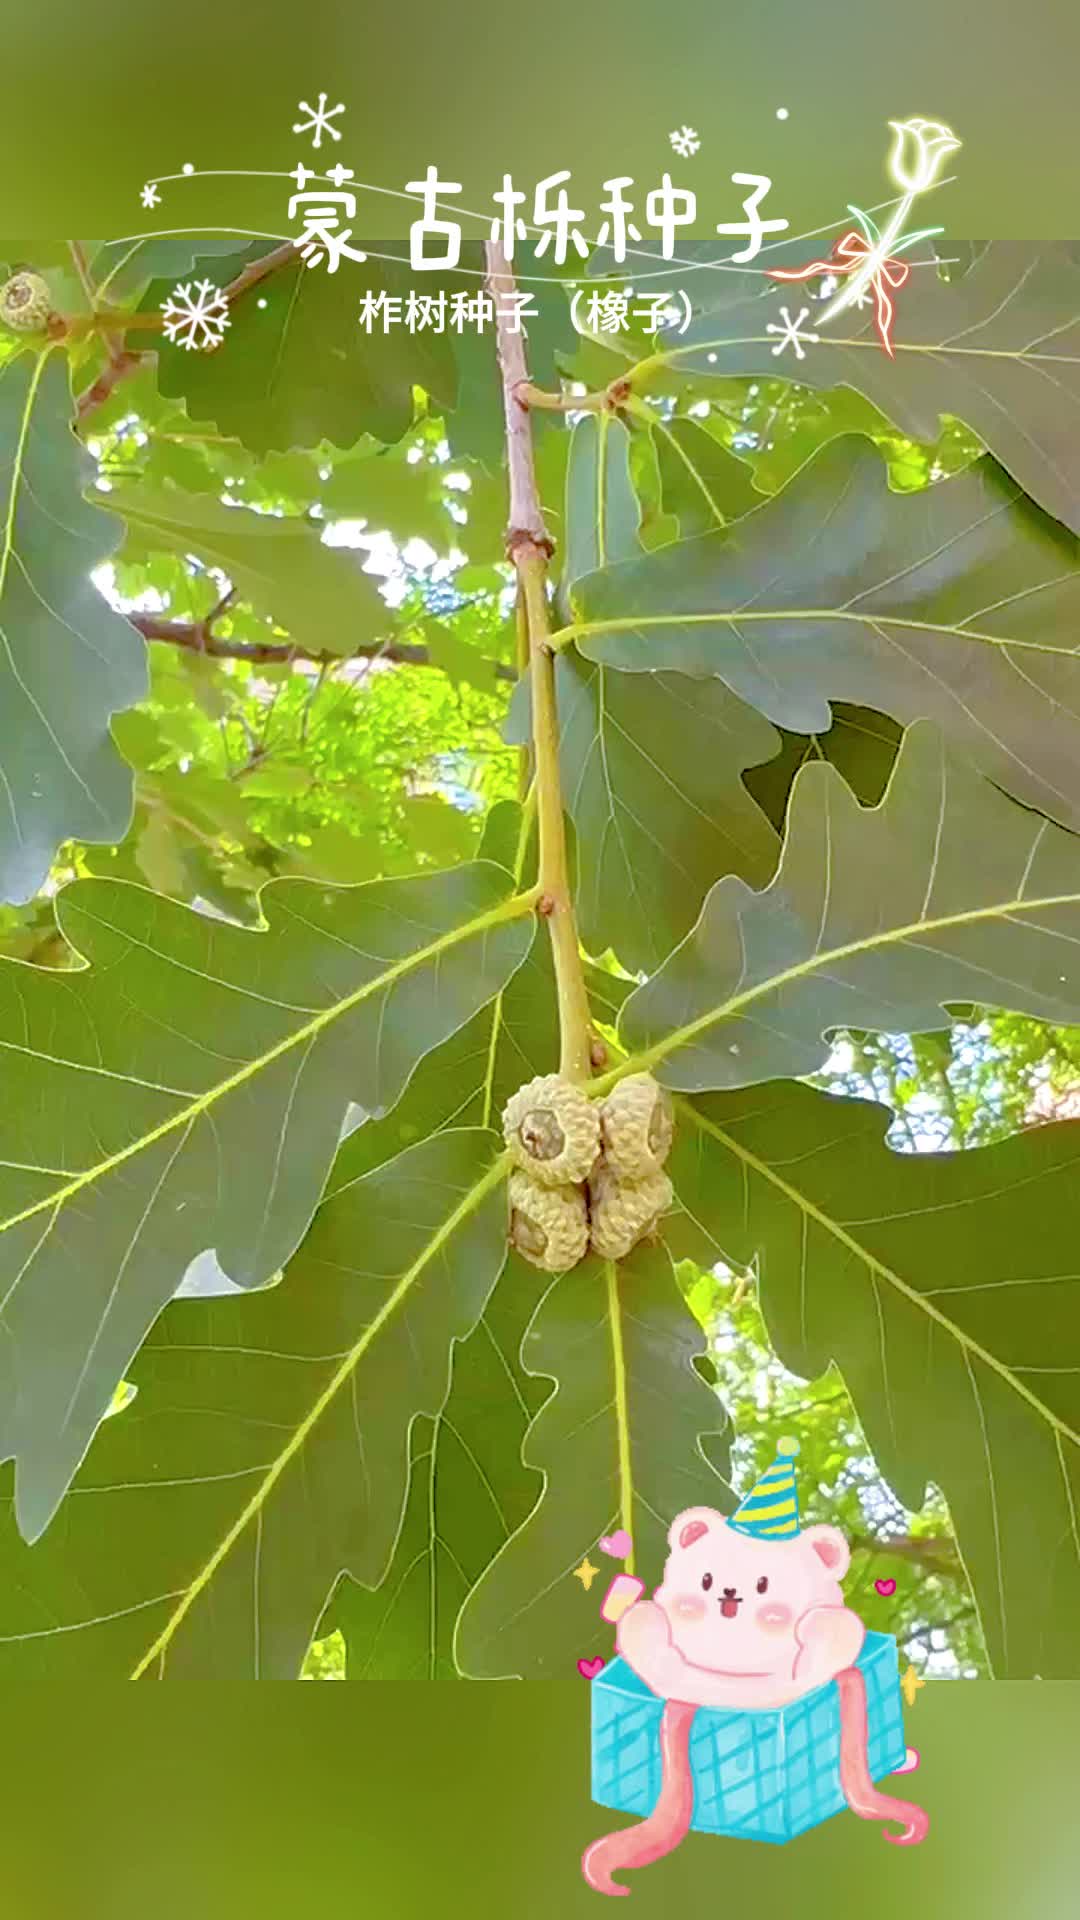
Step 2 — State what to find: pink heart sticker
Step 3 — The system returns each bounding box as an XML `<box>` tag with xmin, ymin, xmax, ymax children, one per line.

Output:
<box><xmin>577</xmin><ymin>1657</ymin><xmax>605</xmax><ymax>1680</ymax></box>
<box><xmin>598</xmin><ymin>1529</ymin><xmax>633</xmax><ymax>1560</ymax></box>
<box><xmin>874</xmin><ymin>1578</ymin><xmax>897</xmax><ymax>1597</ymax></box>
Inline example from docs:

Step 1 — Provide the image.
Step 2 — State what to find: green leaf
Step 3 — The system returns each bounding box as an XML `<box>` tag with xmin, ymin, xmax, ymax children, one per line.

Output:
<box><xmin>665</xmin><ymin>1080</ymin><xmax>1080</xmax><ymax>1676</ymax></box>
<box><xmin>0</xmin><ymin>1129</ymin><xmax>509</xmax><ymax>1678</ymax></box>
<box><xmin>400</xmin><ymin>795</ymin><xmax>476</xmax><ymax>866</ymax></box>
<box><xmin>649</xmin><ymin>412</ymin><xmax>761</xmax><ymax>535</ymax></box>
<box><xmin>568</xmin><ymin>437</ymin><xmax>1080</xmax><ymax>834</ymax></box>
<box><xmin>563</xmin><ymin>413</ymin><xmax>640</xmax><ymax>586</ymax></box>
<box><xmin>143</xmin><ymin>247</ymin><xmax>456</xmax><ymax>454</ymax></box>
<box><xmin>744</xmin><ymin>705</ymin><xmax>901</xmax><ymax>834</ymax></box>
<box><xmin>456</xmin><ymin>1243</ymin><xmax>730</xmax><ymax>1680</ymax></box>
<box><xmin>134</xmin><ymin>809</ymin><xmax>189</xmax><ymax>895</ymax></box>
<box><xmin>0</xmin><ymin>803</ymin><xmax>551</xmax><ymax>1677</ymax></box>
<box><xmin>551</xmin><ymin>651</ymin><xmax>780</xmax><ymax>973</ymax></box>
<box><xmin>0</xmin><ymin>349</ymin><xmax>146</xmax><ymax>902</ymax></box>
<box><xmin>646</xmin><ymin>242</ymin><xmax>1080</xmax><ymax>536</ymax></box>
<box><xmin>423</xmin><ymin>618</ymin><xmax>503</xmax><ymax>691</ymax></box>
<box><xmin>318</xmin><ymin>807</ymin><xmax>586</xmax><ymax>1678</ymax></box>
<box><xmin>318</xmin><ymin>444</ymin><xmax>452</xmax><ymax>548</ymax></box>
<box><xmin>0</xmin><ymin>861</ymin><xmax>533</xmax><ymax>1539</ymax></box>
<box><xmin>110</xmin><ymin>483</ymin><xmax>389</xmax><ymax>655</ymax></box>
<box><xmin>337</xmin><ymin>801</ymin><xmax>556</xmax><ymax>1171</ymax></box>
<box><xmin>88</xmin><ymin>235</ymin><xmax>247</xmax><ymax>306</ymax></box>
<box><xmin>618</xmin><ymin>720</ymin><xmax>1080</xmax><ymax>1092</ymax></box>
<box><xmin>328</xmin><ymin>1250</ymin><xmax>549</xmax><ymax>1678</ymax></box>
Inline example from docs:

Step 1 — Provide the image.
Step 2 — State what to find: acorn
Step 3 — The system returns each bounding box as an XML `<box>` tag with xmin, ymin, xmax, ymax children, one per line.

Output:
<box><xmin>588</xmin><ymin>1165</ymin><xmax>673</xmax><ymax>1262</ymax></box>
<box><xmin>502</xmin><ymin>1073</ymin><xmax>601</xmax><ymax>1187</ymax></box>
<box><xmin>508</xmin><ymin>1171</ymin><xmax>589</xmax><ymax>1272</ymax></box>
<box><xmin>598</xmin><ymin>1072</ymin><xmax>674</xmax><ymax>1180</ymax></box>
<box><xmin>0</xmin><ymin>272</ymin><xmax>53</xmax><ymax>335</ymax></box>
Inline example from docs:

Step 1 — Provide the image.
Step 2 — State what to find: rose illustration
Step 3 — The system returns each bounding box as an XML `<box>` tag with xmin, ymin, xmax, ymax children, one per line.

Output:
<box><xmin>887</xmin><ymin>117</ymin><xmax>962</xmax><ymax>194</ymax></box>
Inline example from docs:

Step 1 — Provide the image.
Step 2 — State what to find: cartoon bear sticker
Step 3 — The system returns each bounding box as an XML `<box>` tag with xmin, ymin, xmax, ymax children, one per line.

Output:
<box><xmin>583</xmin><ymin>1447</ymin><xmax>927</xmax><ymax>1896</ymax></box>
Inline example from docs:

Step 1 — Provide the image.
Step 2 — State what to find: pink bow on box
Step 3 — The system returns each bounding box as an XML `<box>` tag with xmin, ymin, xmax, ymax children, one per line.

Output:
<box><xmin>766</xmin><ymin>229</ymin><xmax>910</xmax><ymax>358</ymax></box>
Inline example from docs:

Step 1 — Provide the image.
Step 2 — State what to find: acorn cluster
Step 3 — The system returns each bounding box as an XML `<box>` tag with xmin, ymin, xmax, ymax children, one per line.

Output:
<box><xmin>503</xmin><ymin>1070</ymin><xmax>674</xmax><ymax>1271</ymax></box>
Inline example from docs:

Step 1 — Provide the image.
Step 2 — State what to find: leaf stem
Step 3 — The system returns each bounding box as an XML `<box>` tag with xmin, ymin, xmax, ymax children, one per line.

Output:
<box><xmin>488</xmin><ymin>238</ymin><xmax>593</xmax><ymax>1085</ymax></box>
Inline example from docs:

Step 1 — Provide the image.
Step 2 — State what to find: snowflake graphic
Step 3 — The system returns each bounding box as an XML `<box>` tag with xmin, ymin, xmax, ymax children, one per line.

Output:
<box><xmin>765</xmin><ymin>305</ymin><xmax>819</xmax><ymax>360</ymax></box>
<box><xmin>160</xmin><ymin>280</ymin><xmax>231</xmax><ymax>352</ymax></box>
<box><xmin>140</xmin><ymin>183</ymin><xmax>160</xmax><ymax>209</ymax></box>
<box><xmin>669</xmin><ymin>125</ymin><xmax>701</xmax><ymax>158</ymax></box>
<box><xmin>292</xmin><ymin>93</ymin><xmax>346</xmax><ymax>148</ymax></box>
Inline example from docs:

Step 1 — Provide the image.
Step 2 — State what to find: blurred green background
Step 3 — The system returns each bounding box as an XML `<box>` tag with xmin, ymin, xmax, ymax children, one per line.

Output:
<box><xmin>11</xmin><ymin>0</ymin><xmax>1080</xmax><ymax>233</ymax></box>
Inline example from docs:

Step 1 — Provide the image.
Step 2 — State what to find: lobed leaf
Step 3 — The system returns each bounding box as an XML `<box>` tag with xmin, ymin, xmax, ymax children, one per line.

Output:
<box><xmin>0</xmin><ymin>1129</ymin><xmax>509</xmax><ymax>1678</ymax></box>
<box><xmin>551</xmin><ymin>651</ymin><xmax>780</xmax><ymax>973</ymax></box>
<box><xmin>568</xmin><ymin>437</ymin><xmax>1080</xmax><ymax>836</ymax></box>
<box><xmin>0</xmin><ymin>349</ymin><xmax>146</xmax><ymax>903</ymax></box>
<box><xmin>619</xmin><ymin>720</ymin><xmax>1080</xmax><ymax>1091</ymax></box>
<box><xmin>641</xmin><ymin>241</ymin><xmax>1080</xmax><ymax>536</ymax></box>
<box><xmin>141</xmin><ymin>246</ymin><xmax>457</xmax><ymax>454</ymax></box>
<box><xmin>562</xmin><ymin>413</ymin><xmax>640</xmax><ymax>588</ymax></box>
<box><xmin>666</xmin><ymin>1081</ymin><xmax>1080</xmax><ymax>1677</ymax></box>
<box><xmin>111</xmin><ymin>482</ymin><xmax>389</xmax><ymax>654</ymax></box>
<box><xmin>328</xmin><ymin>1251</ymin><xmax>549</xmax><ymax>1679</ymax></box>
<box><xmin>455</xmin><ymin>1242</ymin><xmax>730</xmax><ymax>1680</ymax></box>
<box><xmin>0</xmin><ymin>861</ymin><xmax>533</xmax><ymax>1538</ymax></box>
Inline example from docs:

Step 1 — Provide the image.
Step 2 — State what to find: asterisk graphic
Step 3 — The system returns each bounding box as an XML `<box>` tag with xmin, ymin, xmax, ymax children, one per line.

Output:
<box><xmin>573</xmin><ymin>1558</ymin><xmax>600</xmax><ymax>1591</ymax></box>
<box><xmin>160</xmin><ymin>280</ymin><xmax>231</xmax><ymax>352</ymax></box>
<box><xmin>140</xmin><ymin>184</ymin><xmax>160</xmax><ymax>209</ymax></box>
<box><xmin>765</xmin><ymin>304</ymin><xmax>820</xmax><ymax>361</ymax></box>
<box><xmin>900</xmin><ymin>1664</ymin><xmax>926</xmax><ymax>1707</ymax></box>
<box><xmin>669</xmin><ymin>125</ymin><xmax>701</xmax><ymax>158</ymax></box>
<box><xmin>292</xmin><ymin>93</ymin><xmax>346</xmax><ymax>149</ymax></box>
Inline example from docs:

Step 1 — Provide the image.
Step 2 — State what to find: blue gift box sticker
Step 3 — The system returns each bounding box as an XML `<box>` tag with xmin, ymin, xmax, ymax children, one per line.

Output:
<box><xmin>591</xmin><ymin>1630</ymin><xmax>908</xmax><ymax>1845</ymax></box>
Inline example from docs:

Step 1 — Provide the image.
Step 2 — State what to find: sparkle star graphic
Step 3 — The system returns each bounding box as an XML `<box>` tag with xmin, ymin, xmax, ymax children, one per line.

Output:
<box><xmin>765</xmin><ymin>304</ymin><xmax>820</xmax><ymax>361</ymax></box>
<box><xmin>573</xmin><ymin>1558</ymin><xmax>600</xmax><ymax>1591</ymax></box>
<box><xmin>292</xmin><ymin>93</ymin><xmax>346</xmax><ymax>149</ymax></box>
<box><xmin>140</xmin><ymin>184</ymin><xmax>160</xmax><ymax>208</ymax></box>
<box><xmin>900</xmin><ymin>1664</ymin><xmax>926</xmax><ymax>1707</ymax></box>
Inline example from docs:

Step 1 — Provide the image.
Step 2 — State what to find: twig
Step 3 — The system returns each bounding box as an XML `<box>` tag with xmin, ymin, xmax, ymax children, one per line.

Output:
<box><xmin>220</xmin><ymin>242</ymin><xmax>297</xmax><ymax>305</ymax></box>
<box><xmin>76</xmin><ymin>348</ymin><xmax>147</xmax><ymax>421</ymax></box>
<box><xmin>75</xmin><ymin>240</ymin><xmax>301</xmax><ymax>424</ymax></box>
<box><xmin>514</xmin><ymin>378</ymin><xmax>631</xmax><ymax>414</ymax></box>
<box><xmin>131</xmin><ymin>614</ymin><xmax>516</xmax><ymax>680</ymax></box>
<box><xmin>67</xmin><ymin>242</ymin><xmax>99</xmax><ymax>313</ymax></box>
<box><xmin>488</xmin><ymin>237</ymin><xmax>593</xmax><ymax>1084</ymax></box>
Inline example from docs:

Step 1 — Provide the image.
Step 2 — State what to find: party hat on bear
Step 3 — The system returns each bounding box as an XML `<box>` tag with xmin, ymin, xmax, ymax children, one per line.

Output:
<box><xmin>728</xmin><ymin>1436</ymin><xmax>801</xmax><ymax>1539</ymax></box>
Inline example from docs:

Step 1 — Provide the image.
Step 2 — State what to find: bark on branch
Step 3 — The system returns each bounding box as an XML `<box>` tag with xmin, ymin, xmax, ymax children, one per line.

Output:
<box><xmin>488</xmin><ymin>237</ymin><xmax>593</xmax><ymax>1084</ymax></box>
<box><xmin>131</xmin><ymin>614</ymin><xmax>516</xmax><ymax>681</ymax></box>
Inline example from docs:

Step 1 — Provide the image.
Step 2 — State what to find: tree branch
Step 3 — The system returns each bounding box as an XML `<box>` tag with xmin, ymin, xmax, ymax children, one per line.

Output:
<box><xmin>852</xmin><ymin>1533</ymin><xmax>962</xmax><ymax>1574</ymax></box>
<box><xmin>488</xmin><ymin>237</ymin><xmax>593</xmax><ymax>1084</ymax></box>
<box><xmin>130</xmin><ymin>613</ymin><xmax>516</xmax><ymax>681</ymax></box>
<box><xmin>75</xmin><ymin>241</ymin><xmax>301</xmax><ymax>423</ymax></box>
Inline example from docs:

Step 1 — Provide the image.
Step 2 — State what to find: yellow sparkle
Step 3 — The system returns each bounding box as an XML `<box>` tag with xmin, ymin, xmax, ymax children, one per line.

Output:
<box><xmin>900</xmin><ymin>1664</ymin><xmax>926</xmax><ymax>1708</ymax></box>
<box><xmin>573</xmin><ymin>1558</ymin><xmax>600</xmax><ymax>1591</ymax></box>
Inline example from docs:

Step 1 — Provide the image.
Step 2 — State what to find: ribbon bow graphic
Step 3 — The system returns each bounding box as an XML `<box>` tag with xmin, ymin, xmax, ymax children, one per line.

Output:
<box><xmin>765</xmin><ymin>206</ymin><xmax>940</xmax><ymax>358</ymax></box>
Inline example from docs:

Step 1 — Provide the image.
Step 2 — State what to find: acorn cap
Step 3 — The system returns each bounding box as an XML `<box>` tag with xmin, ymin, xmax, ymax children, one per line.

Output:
<box><xmin>508</xmin><ymin>1170</ymin><xmax>589</xmax><ymax>1272</ymax></box>
<box><xmin>588</xmin><ymin>1165</ymin><xmax>673</xmax><ymax>1262</ymax></box>
<box><xmin>502</xmin><ymin>1073</ymin><xmax>600</xmax><ymax>1187</ymax></box>
<box><xmin>598</xmin><ymin>1073</ymin><xmax>674</xmax><ymax>1180</ymax></box>
<box><xmin>0</xmin><ymin>272</ymin><xmax>52</xmax><ymax>334</ymax></box>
